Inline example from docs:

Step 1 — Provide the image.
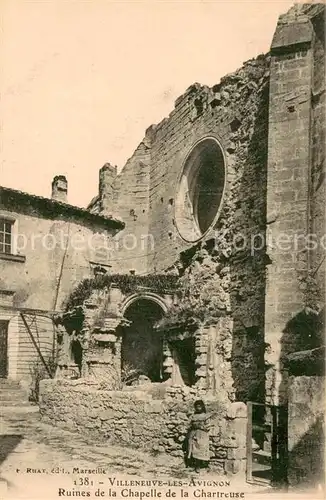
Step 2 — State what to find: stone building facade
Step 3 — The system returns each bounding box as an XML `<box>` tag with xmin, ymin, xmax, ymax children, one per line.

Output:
<box><xmin>0</xmin><ymin>176</ymin><xmax>123</xmax><ymax>384</ymax></box>
<box><xmin>5</xmin><ymin>2</ymin><xmax>325</xmax><ymax>486</ymax></box>
<box><xmin>82</xmin><ymin>3</ymin><xmax>324</xmax><ymax>405</ymax></box>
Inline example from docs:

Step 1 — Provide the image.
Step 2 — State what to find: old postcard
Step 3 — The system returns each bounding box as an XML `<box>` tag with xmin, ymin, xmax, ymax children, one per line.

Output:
<box><xmin>0</xmin><ymin>1</ymin><xmax>325</xmax><ymax>499</ymax></box>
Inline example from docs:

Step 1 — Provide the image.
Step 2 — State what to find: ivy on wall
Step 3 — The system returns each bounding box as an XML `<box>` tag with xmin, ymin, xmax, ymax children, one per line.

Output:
<box><xmin>65</xmin><ymin>273</ymin><xmax>179</xmax><ymax>311</ymax></box>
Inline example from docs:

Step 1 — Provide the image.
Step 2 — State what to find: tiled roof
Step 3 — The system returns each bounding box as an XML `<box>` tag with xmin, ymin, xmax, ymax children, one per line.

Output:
<box><xmin>0</xmin><ymin>186</ymin><xmax>124</xmax><ymax>230</ymax></box>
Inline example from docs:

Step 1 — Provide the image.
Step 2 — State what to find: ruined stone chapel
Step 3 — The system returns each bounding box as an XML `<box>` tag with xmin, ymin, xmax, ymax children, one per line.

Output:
<box><xmin>0</xmin><ymin>2</ymin><xmax>325</xmax><ymax>489</ymax></box>
<box><xmin>62</xmin><ymin>2</ymin><xmax>325</xmax><ymax>405</ymax></box>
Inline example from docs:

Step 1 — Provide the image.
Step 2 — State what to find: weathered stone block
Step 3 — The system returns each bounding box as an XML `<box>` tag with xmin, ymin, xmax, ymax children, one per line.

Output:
<box><xmin>227</xmin><ymin>447</ymin><xmax>246</xmax><ymax>460</ymax></box>
<box><xmin>224</xmin><ymin>458</ymin><xmax>246</xmax><ymax>476</ymax></box>
<box><xmin>227</xmin><ymin>417</ymin><xmax>247</xmax><ymax>435</ymax></box>
<box><xmin>211</xmin><ymin>447</ymin><xmax>227</xmax><ymax>459</ymax></box>
<box><xmin>133</xmin><ymin>425</ymin><xmax>145</xmax><ymax>436</ymax></box>
<box><xmin>195</xmin><ymin>367</ymin><xmax>207</xmax><ymax>378</ymax></box>
<box><xmin>271</xmin><ymin>19</ymin><xmax>313</xmax><ymax>53</ymax></box>
<box><xmin>198</xmin><ymin>345</ymin><xmax>208</xmax><ymax>353</ymax></box>
<box><xmin>226</xmin><ymin>402</ymin><xmax>247</xmax><ymax>419</ymax></box>
<box><xmin>144</xmin><ymin>401</ymin><xmax>163</xmax><ymax>413</ymax></box>
<box><xmin>222</xmin><ymin>419</ymin><xmax>247</xmax><ymax>449</ymax></box>
<box><xmin>196</xmin><ymin>354</ymin><xmax>207</xmax><ymax>366</ymax></box>
<box><xmin>209</xmin><ymin>460</ymin><xmax>225</xmax><ymax>474</ymax></box>
<box><xmin>169</xmin><ymin>449</ymin><xmax>183</xmax><ymax>458</ymax></box>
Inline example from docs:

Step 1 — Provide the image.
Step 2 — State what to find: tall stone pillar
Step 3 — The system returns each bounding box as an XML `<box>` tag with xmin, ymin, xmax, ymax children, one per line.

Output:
<box><xmin>265</xmin><ymin>9</ymin><xmax>314</xmax><ymax>405</ymax></box>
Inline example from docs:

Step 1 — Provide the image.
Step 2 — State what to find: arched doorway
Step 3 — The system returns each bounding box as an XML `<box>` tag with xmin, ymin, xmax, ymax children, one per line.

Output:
<box><xmin>121</xmin><ymin>298</ymin><xmax>165</xmax><ymax>382</ymax></box>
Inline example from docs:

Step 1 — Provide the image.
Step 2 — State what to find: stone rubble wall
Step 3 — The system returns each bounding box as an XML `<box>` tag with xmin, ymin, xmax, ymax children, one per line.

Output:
<box><xmin>171</xmin><ymin>243</ymin><xmax>267</xmax><ymax>403</ymax></box>
<box><xmin>86</xmin><ymin>4</ymin><xmax>325</xmax><ymax>409</ymax></box>
<box><xmin>288</xmin><ymin>375</ymin><xmax>325</xmax><ymax>488</ymax></box>
<box><xmin>94</xmin><ymin>54</ymin><xmax>270</xmax><ymax>278</ymax></box>
<box><xmin>90</xmin><ymin>54</ymin><xmax>270</xmax><ymax>404</ymax></box>
<box><xmin>39</xmin><ymin>379</ymin><xmax>247</xmax><ymax>477</ymax></box>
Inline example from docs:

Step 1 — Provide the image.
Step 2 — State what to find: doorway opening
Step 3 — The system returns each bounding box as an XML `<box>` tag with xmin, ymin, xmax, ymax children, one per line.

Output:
<box><xmin>0</xmin><ymin>320</ymin><xmax>9</xmax><ymax>378</ymax></box>
<box><xmin>170</xmin><ymin>337</ymin><xmax>196</xmax><ymax>386</ymax></box>
<box><xmin>121</xmin><ymin>299</ymin><xmax>164</xmax><ymax>382</ymax></box>
<box><xmin>71</xmin><ymin>339</ymin><xmax>83</xmax><ymax>373</ymax></box>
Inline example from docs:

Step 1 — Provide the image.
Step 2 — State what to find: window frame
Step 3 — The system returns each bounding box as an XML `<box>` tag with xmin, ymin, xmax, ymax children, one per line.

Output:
<box><xmin>0</xmin><ymin>218</ymin><xmax>14</xmax><ymax>255</ymax></box>
<box><xmin>0</xmin><ymin>214</ymin><xmax>25</xmax><ymax>262</ymax></box>
<box><xmin>174</xmin><ymin>136</ymin><xmax>227</xmax><ymax>243</ymax></box>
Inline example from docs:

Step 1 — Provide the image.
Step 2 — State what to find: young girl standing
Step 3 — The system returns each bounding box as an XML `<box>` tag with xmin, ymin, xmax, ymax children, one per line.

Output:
<box><xmin>187</xmin><ymin>400</ymin><xmax>211</xmax><ymax>472</ymax></box>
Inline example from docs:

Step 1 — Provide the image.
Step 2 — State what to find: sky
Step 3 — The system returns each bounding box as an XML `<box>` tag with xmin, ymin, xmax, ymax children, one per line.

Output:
<box><xmin>0</xmin><ymin>0</ymin><xmax>297</xmax><ymax>208</ymax></box>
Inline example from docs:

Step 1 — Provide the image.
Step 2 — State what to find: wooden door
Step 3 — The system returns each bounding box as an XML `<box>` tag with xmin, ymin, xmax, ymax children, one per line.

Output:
<box><xmin>0</xmin><ymin>320</ymin><xmax>9</xmax><ymax>377</ymax></box>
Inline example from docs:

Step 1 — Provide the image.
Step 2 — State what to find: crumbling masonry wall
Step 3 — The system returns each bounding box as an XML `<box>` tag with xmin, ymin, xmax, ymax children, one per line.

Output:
<box><xmin>94</xmin><ymin>56</ymin><xmax>270</xmax><ymax>403</ymax></box>
<box><xmin>100</xmin><ymin>59</ymin><xmax>270</xmax><ymax>277</ymax></box>
<box><xmin>86</xmin><ymin>4</ymin><xmax>325</xmax><ymax>406</ymax></box>
<box><xmin>288</xmin><ymin>375</ymin><xmax>325</xmax><ymax>487</ymax></box>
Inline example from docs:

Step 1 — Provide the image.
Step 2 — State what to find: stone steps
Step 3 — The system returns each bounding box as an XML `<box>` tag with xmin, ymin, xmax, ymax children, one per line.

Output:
<box><xmin>252</xmin><ymin>449</ymin><xmax>271</xmax><ymax>466</ymax></box>
<box><xmin>0</xmin><ymin>378</ymin><xmax>30</xmax><ymax>407</ymax></box>
<box><xmin>252</xmin><ymin>449</ymin><xmax>272</xmax><ymax>485</ymax></box>
<box><xmin>0</xmin><ymin>379</ymin><xmax>21</xmax><ymax>388</ymax></box>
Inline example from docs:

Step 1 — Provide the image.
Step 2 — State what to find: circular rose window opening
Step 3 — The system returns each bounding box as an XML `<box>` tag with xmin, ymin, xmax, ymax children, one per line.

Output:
<box><xmin>175</xmin><ymin>138</ymin><xmax>226</xmax><ymax>242</ymax></box>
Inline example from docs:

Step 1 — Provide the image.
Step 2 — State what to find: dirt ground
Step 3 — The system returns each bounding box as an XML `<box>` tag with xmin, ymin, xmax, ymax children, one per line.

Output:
<box><xmin>0</xmin><ymin>405</ymin><xmax>292</xmax><ymax>500</ymax></box>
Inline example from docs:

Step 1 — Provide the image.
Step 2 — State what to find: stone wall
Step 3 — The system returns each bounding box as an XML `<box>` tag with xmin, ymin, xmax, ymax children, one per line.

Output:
<box><xmin>288</xmin><ymin>375</ymin><xmax>325</xmax><ymax>488</ymax></box>
<box><xmin>0</xmin><ymin>212</ymin><xmax>118</xmax><ymax>312</ymax></box>
<box><xmin>89</xmin><ymin>56</ymin><xmax>270</xmax><ymax>404</ymax></box>
<box><xmin>86</xmin><ymin>24</ymin><xmax>272</xmax><ymax>405</ymax></box>
<box><xmin>39</xmin><ymin>379</ymin><xmax>247</xmax><ymax>477</ymax></box>
<box><xmin>163</xmin><ymin>241</ymin><xmax>266</xmax><ymax>403</ymax></box>
<box><xmin>93</xmin><ymin>54</ymin><xmax>270</xmax><ymax>278</ymax></box>
<box><xmin>309</xmin><ymin>5</ymin><xmax>325</xmax><ymax>312</ymax></box>
<box><xmin>86</xmin><ymin>4</ymin><xmax>325</xmax><ymax>409</ymax></box>
<box><xmin>0</xmin><ymin>203</ymin><xmax>120</xmax><ymax>382</ymax></box>
<box><xmin>264</xmin><ymin>4</ymin><xmax>325</xmax><ymax>405</ymax></box>
<box><xmin>147</xmin><ymin>65</ymin><xmax>269</xmax><ymax>276</ymax></box>
<box><xmin>110</xmin><ymin>141</ymin><xmax>152</xmax><ymax>276</ymax></box>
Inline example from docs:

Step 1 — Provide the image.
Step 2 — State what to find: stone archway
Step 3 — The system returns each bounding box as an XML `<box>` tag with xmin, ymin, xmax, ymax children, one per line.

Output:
<box><xmin>120</xmin><ymin>296</ymin><xmax>166</xmax><ymax>382</ymax></box>
<box><xmin>120</xmin><ymin>292</ymin><xmax>169</xmax><ymax>316</ymax></box>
